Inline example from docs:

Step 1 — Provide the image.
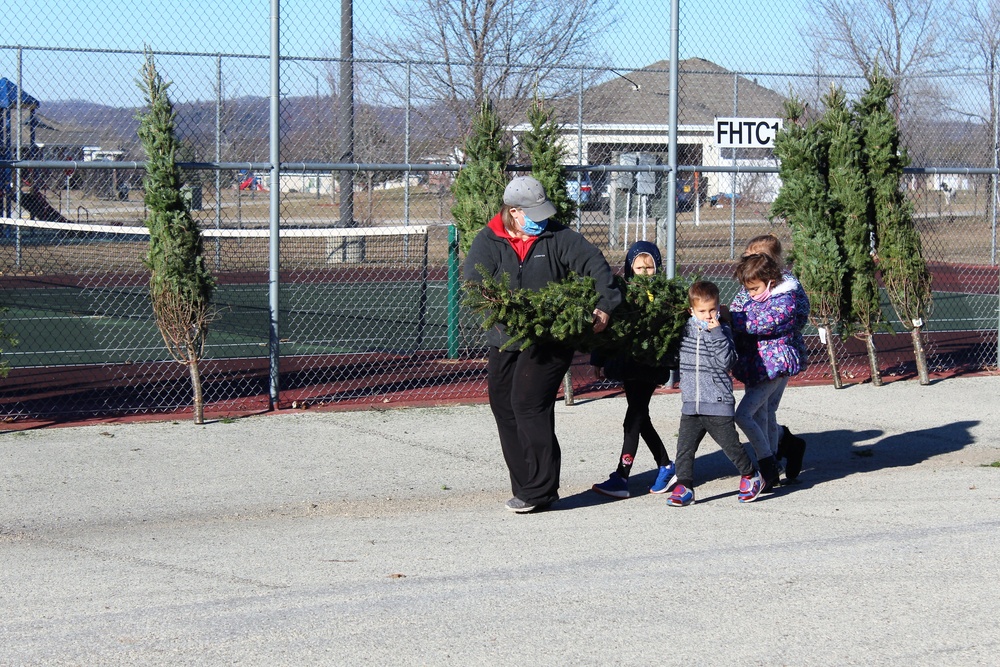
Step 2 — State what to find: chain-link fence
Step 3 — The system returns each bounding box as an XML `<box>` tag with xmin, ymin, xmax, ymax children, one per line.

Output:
<box><xmin>1</xmin><ymin>1</ymin><xmax>998</xmax><ymax>419</ymax></box>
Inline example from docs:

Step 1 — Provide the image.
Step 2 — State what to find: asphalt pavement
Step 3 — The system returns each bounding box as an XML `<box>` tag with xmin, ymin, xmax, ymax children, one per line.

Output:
<box><xmin>2</xmin><ymin>375</ymin><xmax>999</xmax><ymax>666</ymax></box>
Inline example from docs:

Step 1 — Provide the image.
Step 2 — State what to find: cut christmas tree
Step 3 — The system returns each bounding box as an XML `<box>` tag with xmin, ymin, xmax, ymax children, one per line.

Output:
<box><xmin>520</xmin><ymin>95</ymin><xmax>576</xmax><ymax>228</ymax></box>
<box><xmin>137</xmin><ymin>50</ymin><xmax>216</xmax><ymax>423</ymax></box>
<box><xmin>824</xmin><ymin>85</ymin><xmax>884</xmax><ymax>386</ymax></box>
<box><xmin>451</xmin><ymin>100</ymin><xmax>512</xmax><ymax>256</ymax></box>
<box><xmin>771</xmin><ymin>96</ymin><xmax>846</xmax><ymax>388</ymax></box>
<box><xmin>464</xmin><ymin>269</ymin><xmax>688</xmax><ymax>365</ymax></box>
<box><xmin>858</xmin><ymin>67</ymin><xmax>933</xmax><ymax>385</ymax></box>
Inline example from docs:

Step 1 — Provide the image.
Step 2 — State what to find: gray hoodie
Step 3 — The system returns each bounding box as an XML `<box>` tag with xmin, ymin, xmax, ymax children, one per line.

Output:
<box><xmin>678</xmin><ymin>318</ymin><xmax>737</xmax><ymax>417</ymax></box>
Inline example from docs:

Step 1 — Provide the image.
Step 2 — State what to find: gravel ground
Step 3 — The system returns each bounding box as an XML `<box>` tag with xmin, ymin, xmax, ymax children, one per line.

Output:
<box><xmin>2</xmin><ymin>376</ymin><xmax>999</xmax><ymax>666</ymax></box>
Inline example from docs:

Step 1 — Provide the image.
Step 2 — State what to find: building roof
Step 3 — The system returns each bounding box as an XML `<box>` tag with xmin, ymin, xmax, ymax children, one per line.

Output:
<box><xmin>0</xmin><ymin>77</ymin><xmax>40</xmax><ymax>110</ymax></box>
<box><xmin>563</xmin><ymin>57</ymin><xmax>787</xmax><ymax>127</ymax></box>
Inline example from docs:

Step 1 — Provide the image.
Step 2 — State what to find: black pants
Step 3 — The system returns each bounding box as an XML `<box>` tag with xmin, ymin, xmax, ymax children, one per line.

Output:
<box><xmin>488</xmin><ymin>344</ymin><xmax>574</xmax><ymax>506</ymax></box>
<box><xmin>617</xmin><ymin>378</ymin><xmax>671</xmax><ymax>478</ymax></box>
<box><xmin>674</xmin><ymin>413</ymin><xmax>754</xmax><ymax>487</ymax></box>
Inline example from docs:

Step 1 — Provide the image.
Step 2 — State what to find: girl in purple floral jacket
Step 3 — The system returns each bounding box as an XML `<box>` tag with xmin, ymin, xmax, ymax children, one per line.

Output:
<box><xmin>731</xmin><ymin>235</ymin><xmax>810</xmax><ymax>482</ymax></box>
<box><xmin>729</xmin><ymin>253</ymin><xmax>805</xmax><ymax>491</ymax></box>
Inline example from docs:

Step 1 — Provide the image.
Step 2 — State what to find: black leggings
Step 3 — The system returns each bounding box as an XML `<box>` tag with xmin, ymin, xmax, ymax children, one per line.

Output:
<box><xmin>616</xmin><ymin>378</ymin><xmax>671</xmax><ymax>478</ymax></box>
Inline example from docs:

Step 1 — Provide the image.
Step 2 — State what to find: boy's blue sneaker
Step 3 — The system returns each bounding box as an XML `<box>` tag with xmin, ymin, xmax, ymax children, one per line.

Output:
<box><xmin>738</xmin><ymin>472</ymin><xmax>764</xmax><ymax>503</ymax></box>
<box><xmin>666</xmin><ymin>483</ymin><xmax>694</xmax><ymax>507</ymax></box>
<box><xmin>592</xmin><ymin>472</ymin><xmax>629</xmax><ymax>499</ymax></box>
<box><xmin>650</xmin><ymin>463</ymin><xmax>676</xmax><ymax>494</ymax></box>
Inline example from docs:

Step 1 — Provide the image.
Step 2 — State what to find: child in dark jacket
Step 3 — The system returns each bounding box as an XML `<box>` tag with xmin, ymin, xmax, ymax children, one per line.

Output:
<box><xmin>665</xmin><ymin>281</ymin><xmax>763</xmax><ymax>507</ymax></box>
<box><xmin>591</xmin><ymin>242</ymin><xmax>675</xmax><ymax>499</ymax></box>
<box><xmin>729</xmin><ymin>252</ymin><xmax>805</xmax><ymax>492</ymax></box>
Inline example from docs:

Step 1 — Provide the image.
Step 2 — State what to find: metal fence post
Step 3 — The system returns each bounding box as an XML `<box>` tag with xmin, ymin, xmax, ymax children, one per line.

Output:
<box><xmin>267</xmin><ymin>0</ymin><xmax>281</xmax><ymax>410</ymax></box>
<box><xmin>730</xmin><ymin>72</ymin><xmax>738</xmax><ymax>260</ymax></box>
<box><xmin>990</xmin><ymin>61</ymin><xmax>1000</xmax><ymax>366</ymax></box>
<box><xmin>339</xmin><ymin>0</ymin><xmax>354</xmax><ymax>228</ymax></box>
<box><xmin>664</xmin><ymin>0</ymin><xmax>679</xmax><ymax>278</ymax></box>
<box><xmin>14</xmin><ymin>46</ymin><xmax>22</xmax><ymax>267</ymax></box>
<box><xmin>576</xmin><ymin>69</ymin><xmax>583</xmax><ymax>232</ymax></box>
<box><xmin>992</xmin><ymin>62</ymin><xmax>998</xmax><ymax>266</ymax></box>
<box><xmin>214</xmin><ymin>53</ymin><xmax>222</xmax><ymax>271</ymax></box>
<box><xmin>995</xmin><ymin>63</ymin><xmax>1000</xmax><ymax>367</ymax></box>
<box><xmin>404</xmin><ymin>60</ymin><xmax>411</xmax><ymax>259</ymax></box>
<box><xmin>447</xmin><ymin>224</ymin><xmax>460</xmax><ymax>359</ymax></box>
<box><xmin>415</xmin><ymin>232</ymin><xmax>428</xmax><ymax>348</ymax></box>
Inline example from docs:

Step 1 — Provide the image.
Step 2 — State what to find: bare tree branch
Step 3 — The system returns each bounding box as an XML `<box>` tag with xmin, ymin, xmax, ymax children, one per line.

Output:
<box><xmin>361</xmin><ymin>0</ymin><xmax>617</xmax><ymax>142</ymax></box>
<box><xmin>805</xmin><ymin>0</ymin><xmax>953</xmax><ymax>94</ymax></box>
<box><xmin>952</xmin><ymin>0</ymin><xmax>1000</xmax><ymax>167</ymax></box>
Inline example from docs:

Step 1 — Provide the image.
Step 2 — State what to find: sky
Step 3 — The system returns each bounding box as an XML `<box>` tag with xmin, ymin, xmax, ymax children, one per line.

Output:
<box><xmin>1</xmin><ymin>0</ymin><xmax>815</xmax><ymax>104</ymax></box>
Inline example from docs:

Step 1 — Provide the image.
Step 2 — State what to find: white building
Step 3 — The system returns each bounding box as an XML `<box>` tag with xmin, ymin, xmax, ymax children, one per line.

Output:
<box><xmin>512</xmin><ymin>57</ymin><xmax>787</xmax><ymax>204</ymax></box>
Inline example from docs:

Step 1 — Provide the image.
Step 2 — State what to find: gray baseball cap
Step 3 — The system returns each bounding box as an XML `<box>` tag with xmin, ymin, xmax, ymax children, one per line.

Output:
<box><xmin>503</xmin><ymin>176</ymin><xmax>557</xmax><ymax>222</ymax></box>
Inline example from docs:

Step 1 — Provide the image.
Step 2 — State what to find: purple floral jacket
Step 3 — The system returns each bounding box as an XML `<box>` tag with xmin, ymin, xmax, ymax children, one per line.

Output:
<box><xmin>729</xmin><ymin>273</ymin><xmax>809</xmax><ymax>385</ymax></box>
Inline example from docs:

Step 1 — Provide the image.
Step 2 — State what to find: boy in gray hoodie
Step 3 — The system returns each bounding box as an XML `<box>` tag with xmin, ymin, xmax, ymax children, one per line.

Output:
<box><xmin>665</xmin><ymin>281</ymin><xmax>763</xmax><ymax>506</ymax></box>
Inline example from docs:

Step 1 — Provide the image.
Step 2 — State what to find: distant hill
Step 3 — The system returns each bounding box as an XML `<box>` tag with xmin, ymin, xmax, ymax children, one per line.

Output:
<box><xmin>37</xmin><ymin>96</ymin><xmax>460</xmax><ymax>161</ymax></box>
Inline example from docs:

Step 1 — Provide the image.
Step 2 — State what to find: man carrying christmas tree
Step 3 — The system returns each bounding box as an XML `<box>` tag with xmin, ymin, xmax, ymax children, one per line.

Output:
<box><xmin>464</xmin><ymin>175</ymin><xmax>621</xmax><ymax>513</ymax></box>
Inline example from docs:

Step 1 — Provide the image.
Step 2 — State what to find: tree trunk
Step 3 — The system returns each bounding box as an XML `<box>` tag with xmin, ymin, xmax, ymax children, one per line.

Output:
<box><xmin>189</xmin><ymin>356</ymin><xmax>205</xmax><ymax>424</ymax></box>
<box><xmin>865</xmin><ymin>332</ymin><xmax>882</xmax><ymax>387</ymax></box>
<box><xmin>824</xmin><ymin>327</ymin><xmax>843</xmax><ymax>389</ymax></box>
<box><xmin>562</xmin><ymin>370</ymin><xmax>574</xmax><ymax>406</ymax></box>
<box><xmin>911</xmin><ymin>325</ymin><xmax>930</xmax><ymax>385</ymax></box>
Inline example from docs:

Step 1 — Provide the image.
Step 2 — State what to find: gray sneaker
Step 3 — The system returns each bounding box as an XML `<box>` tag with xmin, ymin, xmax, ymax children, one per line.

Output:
<box><xmin>505</xmin><ymin>497</ymin><xmax>538</xmax><ymax>513</ymax></box>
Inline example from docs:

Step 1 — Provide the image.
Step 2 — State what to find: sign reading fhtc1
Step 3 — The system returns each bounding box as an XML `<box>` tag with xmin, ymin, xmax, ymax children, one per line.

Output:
<box><xmin>715</xmin><ymin>118</ymin><xmax>783</xmax><ymax>148</ymax></box>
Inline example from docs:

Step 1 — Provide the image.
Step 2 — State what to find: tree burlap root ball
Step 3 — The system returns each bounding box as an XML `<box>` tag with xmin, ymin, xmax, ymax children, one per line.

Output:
<box><xmin>464</xmin><ymin>268</ymin><xmax>689</xmax><ymax>365</ymax></box>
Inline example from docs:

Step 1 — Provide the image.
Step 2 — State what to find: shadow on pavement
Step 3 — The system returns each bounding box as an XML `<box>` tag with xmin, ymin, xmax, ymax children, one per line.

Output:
<box><xmin>554</xmin><ymin>420</ymin><xmax>980</xmax><ymax>509</ymax></box>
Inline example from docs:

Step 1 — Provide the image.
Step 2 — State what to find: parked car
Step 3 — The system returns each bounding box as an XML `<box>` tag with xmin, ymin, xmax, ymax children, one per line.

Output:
<box><xmin>709</xmin><ymin>192</ymin><xmax>742</xmax><ymax>207</ymax></box>
<box><xmin>565</xmin><ymin>174</ymin><xmax>595</xmax><ymax>209</ymax></box>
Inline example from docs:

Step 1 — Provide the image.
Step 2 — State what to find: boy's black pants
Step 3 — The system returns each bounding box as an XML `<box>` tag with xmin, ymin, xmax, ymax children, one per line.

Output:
<box><xmin>674</xmin><ymin>413</ymin><xmax>754</xmax><ymax>487</ymax></box>
<box><xmin>487</xmin><ymin>344</ymin><xmax>574</xmax><ymax>506</ymax></box>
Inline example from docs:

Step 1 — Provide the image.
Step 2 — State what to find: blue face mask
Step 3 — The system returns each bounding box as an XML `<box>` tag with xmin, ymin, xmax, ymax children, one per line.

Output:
<box><xmin>689</xmin><ymin>315</ymin><xmax>710</xmax><ymax>331</ymax></box>
<box><xmin>520</xmin><ymin>213</ymin><xmax>547</xmax><ymax>236</ymax></box>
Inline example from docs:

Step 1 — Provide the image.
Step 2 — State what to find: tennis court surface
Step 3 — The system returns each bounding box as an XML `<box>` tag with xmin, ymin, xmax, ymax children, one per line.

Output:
<box><xmin>1</xmin><ymin>218</ymin><xmax>997</xmax><ymax>424</ymax></box>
